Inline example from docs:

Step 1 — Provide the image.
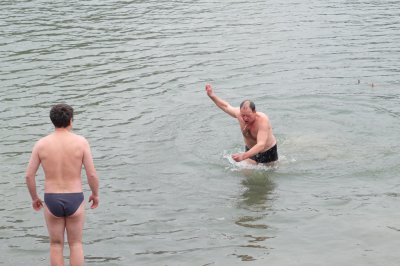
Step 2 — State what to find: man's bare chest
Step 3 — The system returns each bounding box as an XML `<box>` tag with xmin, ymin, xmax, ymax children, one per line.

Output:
<box><xmin>240</xmin><ymin>124</ymin><xmax>258</xmax><ymax>141</ymax></box>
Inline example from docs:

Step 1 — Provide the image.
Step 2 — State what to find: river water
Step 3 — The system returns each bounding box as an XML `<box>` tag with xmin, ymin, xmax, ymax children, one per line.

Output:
<box><xmin>1</xmin><ymin>0</ymin><xmax>400</xmax><ymax>265</ymax></box>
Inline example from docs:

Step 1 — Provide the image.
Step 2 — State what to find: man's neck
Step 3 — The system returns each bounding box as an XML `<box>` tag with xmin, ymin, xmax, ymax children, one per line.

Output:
<box><xmin>54</xmin><ymin>127</ymin><xmax>71</xmax><ymax>133</ymax></box>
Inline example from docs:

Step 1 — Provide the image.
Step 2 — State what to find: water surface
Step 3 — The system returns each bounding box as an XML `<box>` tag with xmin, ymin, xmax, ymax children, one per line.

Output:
<box><xmin>1</xmin><ymin>0</ymin><xmax>400</xmax><ymax>265</ymax></box>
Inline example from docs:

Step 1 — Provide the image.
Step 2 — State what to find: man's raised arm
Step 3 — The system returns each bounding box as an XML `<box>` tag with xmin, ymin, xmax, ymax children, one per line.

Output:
<box><xmin>205</xmin><ymin>84</ymin><xmax>239</xmax><ymax>118</ymax></box>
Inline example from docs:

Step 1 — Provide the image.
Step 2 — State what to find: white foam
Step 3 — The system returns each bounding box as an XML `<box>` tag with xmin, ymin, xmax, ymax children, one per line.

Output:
<box><xmin>222</xmin><ymin>150</ymin><xmax>279</xmax><ymax>172</ymax></box>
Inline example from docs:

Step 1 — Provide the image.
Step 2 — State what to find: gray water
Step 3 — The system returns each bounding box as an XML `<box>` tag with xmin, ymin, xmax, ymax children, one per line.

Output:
<box><xmin>1</xmin><ymin>0</ymin><xmax>400</xmax><ymax>265</ymax></box>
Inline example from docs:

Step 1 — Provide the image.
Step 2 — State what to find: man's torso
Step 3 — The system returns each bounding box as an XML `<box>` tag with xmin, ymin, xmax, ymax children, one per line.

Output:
<box><xmin>238</xmin><ymin>112</ymin><xmax>276</xmax><ymax>152</ymax></box>
<box><xmin>38</xmin><ymin>131</ymin><xmax>85</xmax><ymax>193</ymax></box>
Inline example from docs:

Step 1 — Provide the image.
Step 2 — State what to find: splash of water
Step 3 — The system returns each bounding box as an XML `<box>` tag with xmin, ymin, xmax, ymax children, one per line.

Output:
<box><xmin>222</xmin><ymin>150</ymin><xmax>279</xmax><ymax>172</ymax></box>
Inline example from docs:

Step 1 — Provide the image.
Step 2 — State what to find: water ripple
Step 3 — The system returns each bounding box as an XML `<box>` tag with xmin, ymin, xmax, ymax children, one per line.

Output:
<box><xmin>1</xmin><ymin>0</ymin><xmax>400</xmax><ymax>265</ymax></box>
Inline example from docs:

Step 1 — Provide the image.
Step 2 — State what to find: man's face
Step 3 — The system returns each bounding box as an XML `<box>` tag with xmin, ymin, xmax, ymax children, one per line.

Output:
<box><xmin>240</xmin><ymin>108</ymin><xmax>255</xmax><ymax>124</ymax></box>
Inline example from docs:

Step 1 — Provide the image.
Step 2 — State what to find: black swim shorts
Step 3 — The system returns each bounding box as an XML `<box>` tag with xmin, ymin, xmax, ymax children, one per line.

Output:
<box><xmin>245</xmin><ymin>144</ymin><xmax>278</xmax><ymax>163</ymax></box>
<box><xmin>44</xmin><ymin>192</ymin><xmax>84</xmax><ymax>217</ymax></box>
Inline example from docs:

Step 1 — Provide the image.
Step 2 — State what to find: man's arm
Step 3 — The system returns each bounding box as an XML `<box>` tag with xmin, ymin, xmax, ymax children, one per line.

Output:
<box><xmin>25</xmin><ymin>142</ymin><xmax>43</xmax><ymax>211</ymax></box>
<box><xmin>205</xmin><ymin>84</ymin><xmax>239</xmax><ymax>118</ymax></box>
<box><xmin>243</xmin><ymin>126</ymin><xmax>268</xmax><ymax>159</ymax></box>
<box><xmin>232</xmin><ymin>119</ymin><xmax>269</xmax><ymax>162</ymax></box>
<box><xmin>82</xmin><ymin>138</ymin><xmax>99</xmax><ymax>209</ymax></box>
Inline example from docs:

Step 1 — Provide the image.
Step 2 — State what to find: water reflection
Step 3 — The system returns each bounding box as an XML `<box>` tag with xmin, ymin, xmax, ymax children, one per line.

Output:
<box><xmin>238</xmin><ymin>170</ymin><xmax>276</xmax><ymax>211</ymax></box>
<box><xmin>234</xmin><ymin>170</ymin><xmax>276</xmax><ymax>261</ymax></box>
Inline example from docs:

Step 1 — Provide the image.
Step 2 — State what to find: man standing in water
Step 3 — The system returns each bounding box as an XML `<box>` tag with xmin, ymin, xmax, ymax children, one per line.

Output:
<box><xmin>25</xmin><ymin>104</ymin><xmax>99</xmax><ymax>266</ymax></box>
<box><xmin>205</xmin><ymin>84</ymin><xmax>278</xmax><ymax>164</ymax></box>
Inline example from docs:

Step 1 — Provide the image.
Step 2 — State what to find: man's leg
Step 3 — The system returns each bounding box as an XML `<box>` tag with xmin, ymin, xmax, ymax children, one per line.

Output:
<box><xmin>66</xmin><ymin>203</ymin><xmax>85</xmax><ymax>266</ymax></box>
<box><xmin>44</xmin><ymin>207</ymin><xmax>66</xmax><ymax>266</ymax></box>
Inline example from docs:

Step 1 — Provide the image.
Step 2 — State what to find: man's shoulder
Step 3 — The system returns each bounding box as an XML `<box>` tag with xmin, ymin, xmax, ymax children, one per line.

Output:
<box><xmin>256</xmin><ymin>112</ymin><xmax>269</xmax><ymax>120</ymax></box>
<box><xmin>70</xmin><ymin>132</ymin><xmax>85</xmax><ymax>138</ymax></box>
<box><xmin>70</xmin><ymin>132</ymin><xmax>89</xmax><ymax>144</ymax></box>
<box><xmin>31</xmin><ymin>135</ymin><xmax>52</xmax><ymax>153</ymax></box>
<box><xmin>256</xmin><ymin>112</ymin><xmax>271</xmax><ymax>129</ymax></box>
<box><xmin>36</xmin><ymin>134</ymin><xmax>52</xmax><ymax>145</ymax></box>
<box><xmin>41</xmin><ymin>132</ymin><xmax>88</xmax><ymax>144</ymax></box>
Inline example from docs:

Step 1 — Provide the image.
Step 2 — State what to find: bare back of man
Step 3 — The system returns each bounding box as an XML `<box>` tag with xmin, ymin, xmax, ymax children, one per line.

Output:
<box><xmin>39</xmin><ymin>130</ymin><xmax>91</xmax><ymax>193</ymax></box>
<box><xmin>26</xmin><ymin>104</ymin><xmax>99</xmax><ymax>266</ymax></box>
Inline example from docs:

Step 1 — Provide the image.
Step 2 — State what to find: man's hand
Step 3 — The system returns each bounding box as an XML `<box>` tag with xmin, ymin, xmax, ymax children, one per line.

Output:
<box><xmin>205</xmin><ymin>84</ymin><xmax>214</xmax><ymax>97</ymax></box>
<box><xmin>89</xmin><ymin>194</ymin><xmax>99</xmax><ymax>209</ymax></box>
<box><xmin>32</xmin><ymin>198</ymin><xmax>43</xmax><ymax>211</ymax></box>
<box><xmin>232</xmin><ymin>153</ymin><xmax>245</xmax><ymax>162</ymax></box>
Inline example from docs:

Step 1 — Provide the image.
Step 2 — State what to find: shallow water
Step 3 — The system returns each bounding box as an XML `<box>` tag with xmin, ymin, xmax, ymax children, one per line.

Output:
<box><xmin>1</xmin><ymin>0</ymin><xmax>400</xmax><ymax>265</ymax></box>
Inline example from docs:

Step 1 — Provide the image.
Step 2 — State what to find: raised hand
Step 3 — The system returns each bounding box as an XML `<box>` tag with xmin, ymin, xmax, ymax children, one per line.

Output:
<box><xmin>205</xmin><ymin>84</ymin><xmax>214</xmax><ymax>97</ymax></box>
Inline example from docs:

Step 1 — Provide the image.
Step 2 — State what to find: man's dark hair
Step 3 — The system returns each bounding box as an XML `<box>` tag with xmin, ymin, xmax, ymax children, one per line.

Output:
<box><xmin>240</xmin><ymin>100</ymin><xmax>256</xmax><ymax>112</ymax></box>
<box><xmin>50</xmin><ymin>104</ymin><xmax>74</xmax><ymax>128</ymax></box>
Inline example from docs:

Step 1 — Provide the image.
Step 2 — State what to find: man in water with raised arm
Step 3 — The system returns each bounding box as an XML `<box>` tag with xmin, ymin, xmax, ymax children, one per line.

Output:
<box><xmin>205</xmin><ymin>84</ymin><xmax>278</xmax><ymax>164</ymax></box>
<box><xmin>25</xmin><ymin>104</ymin><xmax>99</xmax><ymax>266</ymax></box>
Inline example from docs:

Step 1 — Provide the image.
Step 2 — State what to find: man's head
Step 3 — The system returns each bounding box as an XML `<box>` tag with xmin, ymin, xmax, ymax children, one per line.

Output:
<box><xmin>240</xmin><ymin>100</ymin><xmax>256</xmax><ymax>124</ymax></box>
<box><xmin>50</xmin><ymin>104</ymin><xmax>74</xmax><ymax>128</ymax></box>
